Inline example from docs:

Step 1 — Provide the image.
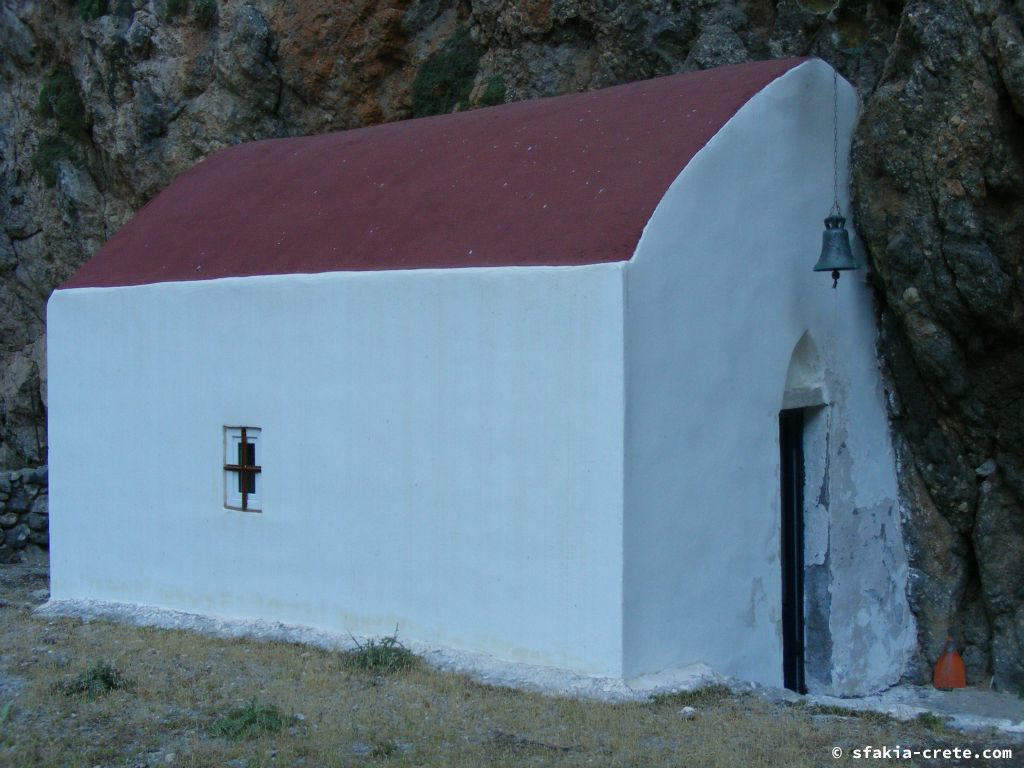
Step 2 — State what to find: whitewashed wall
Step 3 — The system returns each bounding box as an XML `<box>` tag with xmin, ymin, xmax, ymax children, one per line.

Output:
<box><xmin>48</xmin><ymin>265</ymin><xmax>626</xmax><ymax>675</ymax></box>
<box><xmin>622</xmin><ymin>60</ymin><xmax>915</xmax><ymax>692</ymax></box>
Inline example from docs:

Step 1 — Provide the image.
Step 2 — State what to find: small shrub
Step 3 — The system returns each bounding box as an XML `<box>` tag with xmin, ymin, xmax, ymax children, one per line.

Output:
<box><xmin>37</xmin><ymin>70</ymin><xmax>88</xmax><ymax>137</ymax></box>
<box><xmin>192</xmin><ymin>0</ymin><xmax>216</xmax><ymax>27</ymax></box>
<box><xmin>411</xmin><ymin>26</ymin><xmax>481</xmax><ymax>117</ymax></box>
<box><xmin>76</xmin><ymin>0</ymin><xmax>108</xmax><ymax>20</ymax></box>
<box><xmin>55</xmin><ymin>661</ymin><xmax>133</xmax><ymax>697</ymax></box>
<box><xmin>31</xmin><ymin>135</ymin><xmax>77</xmax><ymax>187</ymax></box>
<box><xmin>649</xmin><ymin>683</ymin><xmax>732</xmax><ymax>708</ymax></box>
<box><xmin>342</xmin><ymin>630</ymin><xmax>420</xmax><ymax>675</ymax></box>
<box><xmin>479</xmin><ymin>75</ymin><xmax>506</xmax><ymax>107</ymax></box>
<box><xmin>213</xmin><ymin>698</ymin><xmax>286</xmax><ymax>741</ymax></box>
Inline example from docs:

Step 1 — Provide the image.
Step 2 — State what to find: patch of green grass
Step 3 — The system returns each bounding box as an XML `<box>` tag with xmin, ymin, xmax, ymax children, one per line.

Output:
<box><xmin>55</xmin><ymin>661</ymin><xmax>133</xmax><ymax>697</ymax></box>
<box><xmin>487</xmin><ymin>729</ymin><xmax>575</xmax><ymax>753</ymax></box>
<box><xmin>479</xmin><ymin>75</ymin><xmax>506</xmax><ymax>107</ymax></box>
<box><xmin>37</xmin><ymin>70</ymin><xmax>88</xmax><ymax>137</ymax></box>
<box><xmin>342</xmin><ymin>630</ymin><xmax>420</xmax><ymax>675</ymax></box>
<box><xmin>31</xmin><ymin>135</ymin><xmax>77</xmax><ymax>187</ymax></box>
<box><xmin>411</xmin><ymin>25</ymin><xmax>481</xmax><ymax>117</ymax></box>
<box><xmin>212</xmin><ymin>698</ymin><xmax>286</xmax><ymax>741</ymax></box>
<box><xmin>913</xmin><ymin>711</ymin><xmax>948</xmax><ymax>731</ymax></box>
<box><xmin>807</xmin><ymin>703</ymin><xmax>895</xmax><ymax>726</ymax></box>
<box><xmin>0</xmin><ymin>701</ymin><xmax>12</xmax><ymax>724</ymax></box>
<box><xmin>370</xmin><ymin>739</ymin><xmax>399</xmax><ymax>758</ymax></box>
<box><xmin>76</xmin><ymin>0</ymin><xmax>108</xmax><ymax>21</ymax></box>
<box><xmin>192</xmin><ymin>0</ymin><xmax>216</xmax><ymax>27</ymax></box>
<box><xmin>649</xmin><ymin>683</ymin><xmax>733</xmax><ymax>708</ymax></box>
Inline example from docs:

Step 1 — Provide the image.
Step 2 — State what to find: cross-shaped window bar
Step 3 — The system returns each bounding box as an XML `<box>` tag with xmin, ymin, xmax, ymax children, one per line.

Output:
<box><xmin>224</xmin><ymin>427</ymin><xmax>261</xmax><ymax>511</ymax></box>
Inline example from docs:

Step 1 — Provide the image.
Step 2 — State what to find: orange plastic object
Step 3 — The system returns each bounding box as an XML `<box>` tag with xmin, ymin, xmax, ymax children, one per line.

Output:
<box><xmin>933</xmin><ymin>635</ymin><xmax>966</xmax><ymax>689</ymax></box>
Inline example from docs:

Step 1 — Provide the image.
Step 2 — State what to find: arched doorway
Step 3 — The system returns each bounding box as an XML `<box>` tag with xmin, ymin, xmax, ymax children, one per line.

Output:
<box><xmin>780</xmin><ymin>332</ymin><xmax>827</xmax><ymax>693</ymax></box>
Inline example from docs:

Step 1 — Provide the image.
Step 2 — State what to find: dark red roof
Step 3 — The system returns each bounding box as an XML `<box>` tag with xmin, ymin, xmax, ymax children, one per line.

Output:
<box><xmin>64</xmin><ymin>58</ymin><xmax>804</xmax><ymax>288</ymax></box>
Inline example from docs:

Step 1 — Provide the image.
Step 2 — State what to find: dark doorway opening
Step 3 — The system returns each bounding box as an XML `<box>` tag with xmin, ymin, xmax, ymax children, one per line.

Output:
<box><xmin>780</xmin><ymin>408</ymin><xmax>806</xmax><ymax>693</ymax></box>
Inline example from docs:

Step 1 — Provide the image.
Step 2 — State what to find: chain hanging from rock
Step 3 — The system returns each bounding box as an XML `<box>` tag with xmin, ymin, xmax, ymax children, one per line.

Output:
<box><xmin>812</xmin><ymin>66</ymin><xmax>859</xmax><ymax>287</ymax></box>
<box><xmin>831</xmin><ymin>67</ymin><xmax>841</xmax><ymax>217</ymax></box>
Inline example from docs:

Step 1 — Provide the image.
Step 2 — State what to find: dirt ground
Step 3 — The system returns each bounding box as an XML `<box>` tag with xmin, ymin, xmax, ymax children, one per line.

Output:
<box><xmin>0</xmin><ymin>553</ymin><xmax>1020</xmax><ymax>768</ymax></box>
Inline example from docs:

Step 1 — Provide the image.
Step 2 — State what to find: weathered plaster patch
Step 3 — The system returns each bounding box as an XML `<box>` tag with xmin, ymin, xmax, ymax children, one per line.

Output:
<box><xmin>803</xmin><ymin>406</ymin><xmax>833</xmax><ymax>692</ymax></box>
<box><xmin>805</xmin><ymin>559</ymin><xmax>833</xmax><ymax>689</ymax></box>
<box><xmin>742</xmin><ymin>577</ymin><xmax>767</xmax><ymax>628</ymax></box>
<box><xmin>800</xmin><ymin>350</ymin><xmax>916</xmax><ymax>695</ymax></box>
<box><xmin>829</xmin><ymin>494</ymin><xmax>915</xmax><ymax>692</ymax></box>
<box><xmin>816</xmin><ymin>428</ymin><xmax>831</xmax><ymax>509</ymax></box>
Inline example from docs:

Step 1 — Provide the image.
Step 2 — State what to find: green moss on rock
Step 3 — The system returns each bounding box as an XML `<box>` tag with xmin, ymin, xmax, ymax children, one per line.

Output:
<box><xmin>796</xmin><ymin>0</ymin><xmax>841</xmax><ymax>13</ymax></box>
<box><xmin>479</xmin><ymin>75</ymin><xmax>506</xmax><ymax>107</ymax></box>
<box><xmin>411</xmin><ymin>26</ymin><xmax>481</xmax><ymax>117</ymax></box>
<box><xmin>835</xmin><ymin>6</ymin><xmax>869</xmax><ymax>51</ymax></box>
<box><xmin>76</xmin><ymin>0</ymin><xmax>109</xmax><ymax>21</ymax></box>
<box><xmin>31</xmin><ymin>135</ymin><xmax>77</xmax><ymax>187</ymax></box>
<box><xmin>37</xmin><ymin>70</ymin><xmax>88</xmax><ymax>138</ymax></box>
<box><xmin>192</xmin><ymin>0</ymin><xmax>216</xmax><ymax>27</ymax></box>
<box><xmin>160</xmin><ymin>0</ymin><xmax>188</xmax><ymax>21</ymax></box>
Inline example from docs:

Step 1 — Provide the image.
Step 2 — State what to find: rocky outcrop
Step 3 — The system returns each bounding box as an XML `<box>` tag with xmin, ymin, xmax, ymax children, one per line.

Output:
<box><xmin>852</xmin><ymin>0</ymin><xmax>1024</xmax><ymax>690</ymax></box>
<box><xmin>0</xmin><ymin>0</ymin><xmax>463</xmax><ymax>472</ymax></box>
<box><xmin>0</xmin><ymin>465</ymin><xmax>48</xmax><ymax>563</ymax></box>
<box><xmin>1</xmin><ymin>0</ymin><xmax>1021</xmax><ymax>688</ymax></box>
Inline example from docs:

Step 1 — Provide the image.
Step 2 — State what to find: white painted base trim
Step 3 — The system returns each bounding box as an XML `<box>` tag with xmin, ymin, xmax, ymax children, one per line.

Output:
<box><xmin>38</xmin><ymin>598</ymin><xmax>716</xmax><ymax>702</ymax></box>
<box><xmin>37</xmin><ymin>598</ymin><xmax>1024</xmax><ymax>737</ymax></box>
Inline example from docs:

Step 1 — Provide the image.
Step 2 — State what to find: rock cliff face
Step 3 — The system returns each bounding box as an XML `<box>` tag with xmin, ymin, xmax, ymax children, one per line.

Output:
<box><xmin>851</xmin><ymin>0</ymin><xmax>1024</xmax><ymax>690</ymax></box>
<box><xmin>1</xmin><ymin>0</ymin><xmax>1020</xmax><ymax>688</ymax></box>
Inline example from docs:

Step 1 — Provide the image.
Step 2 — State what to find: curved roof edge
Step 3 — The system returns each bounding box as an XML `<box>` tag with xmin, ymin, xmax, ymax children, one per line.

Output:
<box><xmin>62</xmin><ymin>57</ymin><xmax>807</xmax><ymax>289</ymax></box>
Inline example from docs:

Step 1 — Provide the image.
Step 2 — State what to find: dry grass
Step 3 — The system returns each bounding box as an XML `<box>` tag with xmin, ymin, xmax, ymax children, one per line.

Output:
<box><xmin>0</xmin><ymin>558</ymin><xmax>1014</xmax><ymax>767</ymax></box>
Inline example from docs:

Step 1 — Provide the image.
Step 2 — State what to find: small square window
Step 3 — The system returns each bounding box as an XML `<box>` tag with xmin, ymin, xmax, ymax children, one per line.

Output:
<box><xmin>224</xmin><ymin>427</ymin><xmax>261</xmax><ymax>511</ymax></box>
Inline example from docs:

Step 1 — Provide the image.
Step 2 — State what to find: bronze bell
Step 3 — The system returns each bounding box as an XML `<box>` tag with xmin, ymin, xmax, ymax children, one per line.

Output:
<box><xmin>813</xmin><ymin>214</ymin><xmax>858</xmax><ymax>286</ymax></box>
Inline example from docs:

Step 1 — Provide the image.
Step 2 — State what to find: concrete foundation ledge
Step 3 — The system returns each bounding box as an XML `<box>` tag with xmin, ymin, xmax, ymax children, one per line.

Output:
<box><xmin>803</xmin><ymin>688</ymin><xmax>1024</xmax><ymax>738</ymax></box>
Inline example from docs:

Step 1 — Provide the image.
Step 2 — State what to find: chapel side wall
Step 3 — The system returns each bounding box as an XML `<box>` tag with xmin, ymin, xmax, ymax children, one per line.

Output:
<box><xmin>47</xmin><ymin>264</ymin><xmax>626</xmax><ymax>676</ymax></box>
<box><xmin>622</xmin><ymin>59</ymin><xmax>915</xmax><ymax>693</ymax></box>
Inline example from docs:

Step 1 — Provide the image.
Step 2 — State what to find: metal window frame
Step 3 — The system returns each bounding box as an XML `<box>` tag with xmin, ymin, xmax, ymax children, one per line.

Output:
<box><xmin>224</xmin><ymin>426</ymin><xmax>262</xmax><ymax>512</ymax></box>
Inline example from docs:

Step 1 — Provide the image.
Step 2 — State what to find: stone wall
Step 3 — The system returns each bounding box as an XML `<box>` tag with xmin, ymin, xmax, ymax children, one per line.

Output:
<box><xmin>0</xmin><ymin>466</ymin><xmax>48</xmax><ymax>563</ymax></box>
